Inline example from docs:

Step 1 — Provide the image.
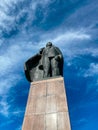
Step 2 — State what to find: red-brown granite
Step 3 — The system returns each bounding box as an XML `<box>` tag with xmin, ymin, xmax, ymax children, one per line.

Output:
<box><xmin>22</xmin><ymin>77</ymin><xmax>71</xmax><ymax>130</ymax></box>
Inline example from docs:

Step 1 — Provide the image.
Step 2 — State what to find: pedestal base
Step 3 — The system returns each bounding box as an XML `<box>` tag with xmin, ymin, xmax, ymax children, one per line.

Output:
<box><xmin>22</xmin><ymin>77</ymin><xmax>71</xmax><ymax>130</ymax></box>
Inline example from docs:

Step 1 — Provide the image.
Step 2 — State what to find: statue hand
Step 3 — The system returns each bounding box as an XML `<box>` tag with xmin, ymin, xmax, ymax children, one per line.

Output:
<box><xmin>55</xmin><ymin>55</ymin><xmax>60</xmax><ymax>61</ymax></box>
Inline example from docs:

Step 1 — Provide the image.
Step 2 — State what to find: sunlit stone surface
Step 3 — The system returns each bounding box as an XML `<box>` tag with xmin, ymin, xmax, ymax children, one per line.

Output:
<box><xmin>22</xmin><ymin>77</ymin><xmax>71</xmax><ymax>130</ymax></box>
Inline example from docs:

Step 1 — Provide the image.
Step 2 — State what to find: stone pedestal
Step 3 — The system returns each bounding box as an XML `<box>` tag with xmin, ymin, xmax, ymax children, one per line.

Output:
<box><xmin>22</xmin><ymin>77</ymin><xmax>71</xmax><ymax>130</ymax></box>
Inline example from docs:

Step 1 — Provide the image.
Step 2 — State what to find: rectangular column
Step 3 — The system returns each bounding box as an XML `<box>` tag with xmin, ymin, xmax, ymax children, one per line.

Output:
<box><xmin>22</xmin><ymin>77</ymin><xmax>71</xmax><ymax>130</ymax></box>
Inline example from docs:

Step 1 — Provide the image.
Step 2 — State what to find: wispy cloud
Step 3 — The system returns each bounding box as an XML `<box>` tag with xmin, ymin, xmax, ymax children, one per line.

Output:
<box><xmin>54</xmin><ymin>30</ymin><xmax>91</xmax><ymax>43</ymax></box>
<box><xmin>84</xmin><ymin>63</ymin><xmax>98</xmax><ymax>77</ymax></box>
<box><xmin>33</xmin><ymin>28</ymin><xmax>91</xmax><ymax>46</ymax></box>
<box><xmin>0</xmin><ymin>95</ymin><xmax>24</xmax><ymax>117</ymax></box>
<box><xmin>0</xmin><ymin>42</ymin><xmax>33</xmax><ymax>117</ymax></box>
<box><xmin>0</xmin><ymin>99</ymin><xmax>10</xmax><ymax>117</ymax></box>
<box><xmin>0</xmin><ymin>0</ymin><xmax>52</xmax><ymax>39</ymax></box>
<box><xmin>0</xmin><ymin>74</ymin><xmax>22</xmax><ymax>117</ymax></box>
<box><xmin>82</xmin><ymin>63</ymin><xmax>98</xmax><ymax>94</ymax></box>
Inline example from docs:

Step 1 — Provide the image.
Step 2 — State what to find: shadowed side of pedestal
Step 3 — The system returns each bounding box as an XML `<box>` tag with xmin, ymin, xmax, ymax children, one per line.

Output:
<box><xmin>22</xmin><ymin>77</ymin><xmax>71</xmax><ymax>130</ymax></box>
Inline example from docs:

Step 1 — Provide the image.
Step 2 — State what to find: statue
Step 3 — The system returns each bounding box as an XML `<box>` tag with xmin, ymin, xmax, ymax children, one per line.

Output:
<box><xmin>24</xmin><ymin>42</ymin><xmax>63</xmax><ymax>82</ymax></box>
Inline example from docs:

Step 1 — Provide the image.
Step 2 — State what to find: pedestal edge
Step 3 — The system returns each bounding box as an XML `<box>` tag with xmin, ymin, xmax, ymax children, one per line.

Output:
<box><xmin>31</xmin><ymin>76</ymin><xmax>63</xmax><ymax>85</ymax></box>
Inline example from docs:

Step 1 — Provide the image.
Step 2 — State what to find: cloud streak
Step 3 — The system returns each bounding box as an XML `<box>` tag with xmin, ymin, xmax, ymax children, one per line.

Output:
<box><xmin>84</xmin><ymin>63</ymin><xmax>98</xmax><ymax>77</ymax></box>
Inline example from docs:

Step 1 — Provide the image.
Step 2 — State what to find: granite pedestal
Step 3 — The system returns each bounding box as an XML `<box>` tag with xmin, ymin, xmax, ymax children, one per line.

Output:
<box><xmin>22</xmin><ymin>77</ymin><xmax>71</xmax><ymax>130</ymax></box>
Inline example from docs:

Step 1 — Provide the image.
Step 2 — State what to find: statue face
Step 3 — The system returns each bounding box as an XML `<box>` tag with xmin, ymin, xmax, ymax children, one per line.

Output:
<box><xmin>46</xmin><ymin>42</ymin><xmax>52</xmax><ymax>47</ymax></box>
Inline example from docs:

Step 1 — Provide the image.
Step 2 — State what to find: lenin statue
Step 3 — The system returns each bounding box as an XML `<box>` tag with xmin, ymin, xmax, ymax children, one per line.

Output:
<box><xmin>24</xmin><ymin>42</ymin><xmax>63</xmax><ymax>82</ymax></box>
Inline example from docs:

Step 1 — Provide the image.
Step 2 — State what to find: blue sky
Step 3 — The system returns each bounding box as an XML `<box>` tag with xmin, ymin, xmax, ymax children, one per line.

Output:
<box><xmin>0</xmin><ymin>0</ymin><xmax>98</xmax><ymax>130</ymax></box>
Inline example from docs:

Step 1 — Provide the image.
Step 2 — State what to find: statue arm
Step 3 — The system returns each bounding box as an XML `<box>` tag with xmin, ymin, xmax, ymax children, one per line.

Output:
<box><xmin>54</xmin><ymin>47</ymin><xmax>63</xmax><ymax>60</ymax></box>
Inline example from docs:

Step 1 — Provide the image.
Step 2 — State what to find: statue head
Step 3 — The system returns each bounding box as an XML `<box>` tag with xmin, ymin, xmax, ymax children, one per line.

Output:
<box><xmin>46</xmin><ymin>42</ymin><xmax>52</xmax><ymax>47</ymax></box>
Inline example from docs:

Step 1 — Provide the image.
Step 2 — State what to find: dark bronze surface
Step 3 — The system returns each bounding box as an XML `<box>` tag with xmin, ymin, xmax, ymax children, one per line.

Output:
<box><xmin>24</xmin><ymin>42</ymin><xmax>63</xmax><ymax>82</ymax></box>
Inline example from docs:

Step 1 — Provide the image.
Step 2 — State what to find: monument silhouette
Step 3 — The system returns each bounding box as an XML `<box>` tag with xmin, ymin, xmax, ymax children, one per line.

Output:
<box><xmin>22</xmin><ymin>42</ymin><xmax>71</xmax><ymax>130</ymax></box>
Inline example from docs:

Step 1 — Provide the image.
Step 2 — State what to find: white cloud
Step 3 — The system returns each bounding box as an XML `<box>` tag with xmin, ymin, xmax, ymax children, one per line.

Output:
<box><xmin>0</xmin><ymin>74</ymin><xmax>21</xmax><ymax>95</ymax></box>
<box><xmin>80</xmin><ymin>63</ymin><xmax>98</xmax><ymax>94</ymax></box>
<box><xmin>0</xmin><ymin>0</ymin><xmax>17</xmax><ymax>34</ymax></box>
<box><xmin>0</xmin><ymin>99</ymin><xmax>10</xmax><ymax>117</ymax></box>
<box><xmin>83</xmin><ymin>47</ymin><xmax>98</xmax><ymax>57</ymax></box>
<box><xmin>0</xmin><ymin>94</ymin><xmax>24</xmax><ymax>117</ymax></box>
<box><xmin>0</xmin><ymin>0</ymin><xmax>50</xmax><ymax>33</ymax></box>
<box><xmin>0</xmin><ymin>40</ymin><xmax>36</xmax><ymax>96</ymax></box>
<box><xmin>0</xmin><ymin>41</ymin><xmax>35</xmax><ymax>117</ymax></box>
<box><xmin>37</xmin><ymin>29</ymin><xmax>91</xmax><ymax>45</ymax></box>
<box><xmin>30</xmin><ymin>0</ymin><xmax>50</xmax><ymax>9</ymax></box>
<box><xmin>0</xmin><ymin>42</ymin><xmax>35</xmax><ymax>75</ymax></box>
<box><xmin>84</xmin><ymin>63</ymin><xmax>98</xmax><ymax>77</ymax></box>
<box><xmin>53</xmin><ymin>30</ymin><xmax>91</xmax><ymax>43</ymax></box>
<box><xmin>0</xmin><ymin>73</ymin><xmax>22</xmax><ymax>117</ymax></box>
